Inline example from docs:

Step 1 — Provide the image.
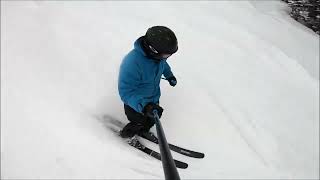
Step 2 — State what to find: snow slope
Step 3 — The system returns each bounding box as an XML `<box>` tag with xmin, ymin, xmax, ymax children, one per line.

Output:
<box><xmin>1</xmin><ymin>1</ymin><xmax>319</xmax><ymax>179</ymax></box>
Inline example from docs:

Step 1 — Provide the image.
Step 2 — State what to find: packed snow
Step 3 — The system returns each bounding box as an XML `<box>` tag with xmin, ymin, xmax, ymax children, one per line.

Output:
<box><xmin>1</xmin><ymin>1</ymin><xmax>319</xmax><ymax>179</ymax></box>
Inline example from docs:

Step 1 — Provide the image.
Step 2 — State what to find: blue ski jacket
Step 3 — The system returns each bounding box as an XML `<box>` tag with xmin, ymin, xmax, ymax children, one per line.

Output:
<box><xmin>118</xmin><ymin>38</ymin><xmax>174</xmax><ymax>113</ymax></box>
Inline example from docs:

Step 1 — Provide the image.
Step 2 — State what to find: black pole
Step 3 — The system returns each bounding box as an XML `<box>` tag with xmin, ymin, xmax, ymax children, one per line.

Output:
<box><xmin>153</xmin><ymin>110</ymin><xmax>181</xmax><ymax>180</ymax></box>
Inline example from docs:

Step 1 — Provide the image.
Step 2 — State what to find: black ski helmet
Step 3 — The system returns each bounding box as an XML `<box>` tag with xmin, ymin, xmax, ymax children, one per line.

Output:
<box><xmin>144</xmin><ymin>26</ymin><xmax>178</xmax><ymax>55</ymax></box>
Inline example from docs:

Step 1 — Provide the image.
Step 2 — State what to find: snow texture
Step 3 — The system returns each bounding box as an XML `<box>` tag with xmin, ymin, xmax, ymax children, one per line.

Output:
<box><xmin>1</xmin><ymin>1</ymin><xmax>319</xmax><ymax>179</ymax></box>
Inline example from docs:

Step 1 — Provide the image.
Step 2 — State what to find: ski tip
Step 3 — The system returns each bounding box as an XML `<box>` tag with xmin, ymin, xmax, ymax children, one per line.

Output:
<box><xmin>174</xmin><ymin>160</ymin><xmax>188</xmax><ymax>169</ymax></box>
<box><xmin>198</xmin><ymin>153</ymin><xmax>205</xmax><ymax>158</ymax></box>
<box><xmin>189</xmin><ymin>152</ymin><xmax>205</xmax><ymax>158</ymax></box>
<box><xmin>182</xmin><ymin>164</ymin><xmax>188</xmax><ymax>169</ymax></box>
<box><xmin>182</xmin><ymin>151</ymin><xmax>205</xmax><ymax>159</ymax></box>
<box><xmin>176</xmin><ymin>163</ymin><xmax>188</xmax><ymax>169</ymax></box>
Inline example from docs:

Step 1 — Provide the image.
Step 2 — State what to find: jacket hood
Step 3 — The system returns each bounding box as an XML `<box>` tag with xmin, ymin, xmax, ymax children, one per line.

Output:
<box><xmin>134</xmin><ymin>37</ymin><xmax>147</xmax><ymax>56</ymax></box>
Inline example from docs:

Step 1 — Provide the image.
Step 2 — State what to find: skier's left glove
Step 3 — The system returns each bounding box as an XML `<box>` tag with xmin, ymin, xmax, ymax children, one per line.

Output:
<box><xmin>167</xmin><ymin>76</ymin><xmax>177</xmax><ymax>87</ymax></box>
<box><xmin>143</xmin><ymin>103</ymin><xmax>163</xmax><ymax>119</ymax></box>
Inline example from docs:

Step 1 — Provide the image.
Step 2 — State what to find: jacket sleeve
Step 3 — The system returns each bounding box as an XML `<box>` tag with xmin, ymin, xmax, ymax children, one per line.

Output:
<box><xmin>118</xmin><ymin>58</ymin><xmax>147</xmax><ymax>113</ymax></box>
<box><xmin>163</xmin><ymin>61</ymin><xmax>174</xmax><ymax>78</ymax></box>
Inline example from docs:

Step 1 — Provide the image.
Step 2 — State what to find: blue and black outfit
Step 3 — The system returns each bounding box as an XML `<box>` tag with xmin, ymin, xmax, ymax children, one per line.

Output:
<box><xmin>118</xmin><ymin>27</ymin><xmax>178</xmax><ymax>138</ymax></box>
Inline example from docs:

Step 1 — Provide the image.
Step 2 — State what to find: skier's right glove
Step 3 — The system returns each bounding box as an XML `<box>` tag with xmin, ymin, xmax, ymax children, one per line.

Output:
<box><xmin>167</xmin><ymin>76</ymin><xmax>177</xmax><ymax>87</ymax></box>
<box><xmin>143</xmin><ymin>103</ymin><xmax>163</xmax><ymax>119</ymax></box>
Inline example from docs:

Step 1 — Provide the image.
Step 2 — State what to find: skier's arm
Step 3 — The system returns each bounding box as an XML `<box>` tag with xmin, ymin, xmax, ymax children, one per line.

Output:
<box><xmin>163</xmin><ymin>61</ymin><xmax>177</xmax><ymax>86</ymax></box>
<box><xmin>163</xmin><ymin>61</ymin><xmax>174</xmax><ymax>78</ymax></box>
<box><xmin>118</xmin><ymin>60</ymin><xmax>147</xmax><ymax>113</ymax></box>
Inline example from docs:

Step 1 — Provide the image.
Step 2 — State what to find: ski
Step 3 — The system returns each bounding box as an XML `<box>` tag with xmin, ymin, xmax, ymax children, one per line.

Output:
<box><xmin>126</xmin><ymin>138</ymin><xmax>188</xmax><ymax>169</ymax></box>
<box><xmin>106</xmin><ymin>117</ymin><xmax>205</xmax><ymax>159</ymax></box>
<box><xmin>106</xmin><ymin>121</ymin><xmax>188</xmax><ymax>169</ymax></box>
<box><xmin>140</xmin><ymin>132</ymin><xmax>205</xmax><ymax>158</ymax></box>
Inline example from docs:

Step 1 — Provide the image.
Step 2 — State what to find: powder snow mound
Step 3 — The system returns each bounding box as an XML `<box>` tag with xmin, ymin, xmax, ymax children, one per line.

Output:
<box><xmin>1</xmin><ymin>1</ymin><xmax>319</xmax><ymax>179</ymax></box>
<box><xmin>249</xmin><ymin>0</ymin><xmax>319</xmax><ymax>80</ymax></box>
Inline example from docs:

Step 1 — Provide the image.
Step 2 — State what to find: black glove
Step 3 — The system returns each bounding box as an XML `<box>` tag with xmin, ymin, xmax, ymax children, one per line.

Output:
<box><xmin>167</xmin><ymin>76</ymin><xmax>177</xmax><ymax>87</ymax></box>
<box><xmin>143</xmin><ymin>103</ymin><xmax>163</xmax><ymax>118</ymax></box>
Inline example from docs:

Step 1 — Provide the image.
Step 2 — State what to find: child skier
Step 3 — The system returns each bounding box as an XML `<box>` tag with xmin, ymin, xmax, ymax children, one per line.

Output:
<box><xmin>118</xmin><ymin>26</ymin><xmax>178</xmax><ymax>140</ymax></box>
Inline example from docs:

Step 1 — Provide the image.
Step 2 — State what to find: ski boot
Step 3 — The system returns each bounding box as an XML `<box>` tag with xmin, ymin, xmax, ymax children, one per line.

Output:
<box><xmin>127</xmin><ymin>135</ymin><xmax>144</xmax><ymax>149</ymax></box>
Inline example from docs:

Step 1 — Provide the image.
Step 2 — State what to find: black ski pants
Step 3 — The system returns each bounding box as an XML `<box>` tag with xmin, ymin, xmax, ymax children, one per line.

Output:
<box><xmin>121</xmin><ymin>104</ymin><xmax>155</xmax><ymax>138</ymax></box>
